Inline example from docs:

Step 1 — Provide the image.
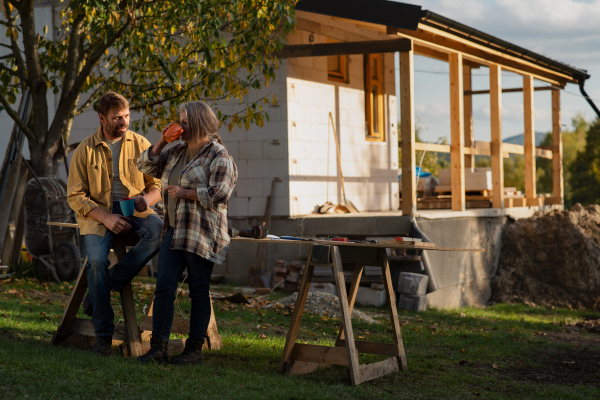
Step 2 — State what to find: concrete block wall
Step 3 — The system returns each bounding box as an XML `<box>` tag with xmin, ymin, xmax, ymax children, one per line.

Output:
<box><xmin>218</xmin><ymin>63</ymin><xmax>292</xmax><ymax>218</ymax></box>
<box><xmin>285</xmin><ymin>30</ymin><xmax>399</xmax><ymax>216</ymax></box>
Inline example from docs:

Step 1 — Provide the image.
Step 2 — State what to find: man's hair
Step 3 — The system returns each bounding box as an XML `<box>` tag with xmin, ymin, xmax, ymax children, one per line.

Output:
<box><xmin>97</xmin><ymin>91</ymin><xmax>129</xmax><ymax>116</ymax></box>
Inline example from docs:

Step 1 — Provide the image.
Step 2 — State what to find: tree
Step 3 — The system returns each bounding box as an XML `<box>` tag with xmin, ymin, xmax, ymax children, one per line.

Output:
<box><xmin>569</xmin><ymin>118</ymin><xmax>600</xmax><ymax>206</ymax></box>
<box><xmin>0</xmin><ymin>0</ymin><xmax>296</xmax><ymax>177</ymax></box>
<box><xmin>535</xmin><ymin>115</ymin><xmax>588</xmax><ymax>204</ymax></box>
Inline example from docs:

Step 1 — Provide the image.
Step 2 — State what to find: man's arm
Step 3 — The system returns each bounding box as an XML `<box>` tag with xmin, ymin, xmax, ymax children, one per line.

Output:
<box><xmin>87</xmin><ymin>207</ymin><xmax>132</xmax><ymax>234</ymax></box>
<box><xmin>67</xmin><ymin>145</ymin><xmax>99</xmax><ymax>217</ymax></box>
<box><xmin>133</xmin><ymin>187</ymin><xmax>161</xmax><ymax>212</ymax></box>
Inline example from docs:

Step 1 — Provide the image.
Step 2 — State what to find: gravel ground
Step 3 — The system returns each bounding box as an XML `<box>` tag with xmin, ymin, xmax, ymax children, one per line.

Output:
<box><xmin>267</xmin><ymin>291</ymin><xmax>379</xmax><ymax>324</ymax></box>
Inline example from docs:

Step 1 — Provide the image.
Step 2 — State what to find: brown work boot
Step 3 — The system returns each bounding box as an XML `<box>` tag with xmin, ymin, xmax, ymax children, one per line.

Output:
<box><xmin>137</xmin><ymin>335</ymin><xmax>169</xmax><ymax>364</ymax></box>
<box><xmin>170</xmin><ymin>337</ymin><xmax>204</xmax><ymax>365</ymax></box>
<box><xmin>91</xmin><ymin>336</ymin><xmax>112</xmax><ymax>356</ymax></box>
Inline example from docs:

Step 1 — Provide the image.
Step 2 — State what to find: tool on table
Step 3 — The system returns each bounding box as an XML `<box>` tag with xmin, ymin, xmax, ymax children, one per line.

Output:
<box><xmin>395</xmin><ymin>236</ymin><xmax>422</xmax><ymax>242</ymax></box>
<box><xmin>330</xmin><ymin>237</ymin><xmax>348</xmax><ymax>242</ymax></box>
<box><xmin>228</xmin><ymin>225</ymin><xmax>268</xmax><ymax>239</ymax></box>
<box><xmin>280</xmin><ymin>236</ymin><xmax>314</xmax><ymax>241</ymax></box>
<box><xmin>328</xmin><ymin>236</ymin><xmax>378</xmax><ymax>244</ymax></box>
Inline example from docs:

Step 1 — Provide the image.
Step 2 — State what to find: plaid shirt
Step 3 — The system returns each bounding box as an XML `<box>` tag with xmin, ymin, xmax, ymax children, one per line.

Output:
<box><xmin>137</xmin><ymin>139</ymin><xmax>237</xmax><ymax>264</ymax></box>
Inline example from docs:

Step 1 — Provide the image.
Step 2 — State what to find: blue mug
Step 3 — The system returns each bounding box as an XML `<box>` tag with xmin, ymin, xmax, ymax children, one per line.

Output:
<box><xmin>119</xmin><ymin>197</ymin><xmax>135</xmax><ymax>217</ymax></box>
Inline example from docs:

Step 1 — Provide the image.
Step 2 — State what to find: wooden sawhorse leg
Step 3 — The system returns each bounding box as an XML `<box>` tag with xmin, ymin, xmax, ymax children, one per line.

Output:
<box><xmin>51</xmin><ymin>263</ymin><xmax>144</xmax><ymax>357</ymax></box>
<box><xmin>52</xmin><ymin>236</ymin><xmax>147</xmax><ymax>358</ymax></box>
<box><xmin>278</xmin><ymin>244</ymin><xmax>407</xmax><ymax>385</ymax></box>
<box><xmin>139</xmin><ymin>295</ymin><xmax>222</xmax><ymax>354</ymax></box>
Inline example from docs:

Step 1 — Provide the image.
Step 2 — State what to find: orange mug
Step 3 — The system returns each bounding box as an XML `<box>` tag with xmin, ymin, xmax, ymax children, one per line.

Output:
<box><xmin>164</xmin><ymin>123</ymin><xmax>184</xmax><ymax>143</ymax></box>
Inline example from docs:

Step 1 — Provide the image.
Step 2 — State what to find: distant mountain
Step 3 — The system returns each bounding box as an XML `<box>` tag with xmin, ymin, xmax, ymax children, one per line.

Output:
<box><xmin>503</xmin><ymin>132</ymin><xmax>550</xmax><ymax>147</ymax></box>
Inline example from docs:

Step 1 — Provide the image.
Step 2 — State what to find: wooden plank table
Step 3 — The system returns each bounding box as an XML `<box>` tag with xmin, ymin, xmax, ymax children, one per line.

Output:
<box><xmin>231</xmin><ymin>237</ymin><xmax>484</xmax><ymax>385</ymax></box>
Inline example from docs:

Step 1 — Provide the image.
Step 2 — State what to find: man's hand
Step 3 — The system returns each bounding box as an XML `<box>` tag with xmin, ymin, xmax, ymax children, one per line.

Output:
<box><xmin>164</xmin><ymin>185</ymin><xmax>193</xmax><ymax>199</ymax></box>
<box><xmin>102</xmin><ymin>214</ymin><xmax>132</xmax><ymax>234</ymax></box>
<box><xmin>134</xmin><ymin>195</ymin><xmax>149</xmax><ymax>212</ymax></box>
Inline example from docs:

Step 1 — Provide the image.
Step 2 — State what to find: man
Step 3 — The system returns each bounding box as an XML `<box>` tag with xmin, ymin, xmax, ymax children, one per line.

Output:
<box><xmin>67</xmin><ymin>91</ymin><xmax>163</xmax><ymax>356</ymax></box>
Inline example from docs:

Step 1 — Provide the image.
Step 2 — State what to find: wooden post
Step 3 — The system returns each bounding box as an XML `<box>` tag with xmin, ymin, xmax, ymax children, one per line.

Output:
<box><xmin>449</xmin><ymin>53</ymin><xmax>465</xmax><ymax>211</ymax></box>
<box><xmin>523</xmin><ymin>75</ymin><xmax>537</xmax><ymax>206</ymax></box>
<box><xmin>490</xmin><ymin>64</ymin><xmax>504</xmax><ymax>209</ymax></box>
<box><xmin>463</xmin><ymin>64</ymin><xmax>474</xmax><ymax>169</ymax></box>
<box><xmin>400</xmin><ymin>47</ymin><xmax>416</xmax><ymax>215</ymax></box>
<box><xmin>552</xmin><ymin>89</ymin><xmax>563</xmax><ymax>202</ymax></box>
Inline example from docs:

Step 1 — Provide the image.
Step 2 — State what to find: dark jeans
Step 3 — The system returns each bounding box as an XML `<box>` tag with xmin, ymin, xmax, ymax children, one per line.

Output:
<box><xmin>152</xmin><ymin>227</ymin><xmax>214</xmax><ymax>343</ymax></box>
<box><xmin>85</xmin><ymin>201</ymin><xmax>163</xmax><ymax>336</ymax></box>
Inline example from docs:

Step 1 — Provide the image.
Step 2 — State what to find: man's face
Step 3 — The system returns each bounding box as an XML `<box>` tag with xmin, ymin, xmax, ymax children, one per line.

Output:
<box><xmin>100</xmin><ymin>107</ymin><xmax>130</xmax><ymax>139</ymax></box>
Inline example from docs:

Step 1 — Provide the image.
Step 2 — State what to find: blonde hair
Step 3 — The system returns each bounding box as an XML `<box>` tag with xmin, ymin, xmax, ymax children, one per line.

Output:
<box><xmin>180</xmin><ymin>101</ymin><xmax>222</xmax><ymax>159</ymax></box>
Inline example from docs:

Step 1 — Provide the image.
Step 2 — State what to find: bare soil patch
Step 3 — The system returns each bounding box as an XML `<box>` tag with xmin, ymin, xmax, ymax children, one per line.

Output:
<box><xmin>492</xmin><ymin>204</ymin><xmax>600</xmax><ymax>310</ymax></box>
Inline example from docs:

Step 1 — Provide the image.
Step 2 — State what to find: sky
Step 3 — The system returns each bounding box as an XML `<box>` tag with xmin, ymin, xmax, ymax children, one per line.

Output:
<box><xmin>394</xmin><ymin>0</ymin><xmax>600</xmax><ymax>143</ymax></box>
<box><xmin>2</xmin><ymin>1</ymin><xmax>599</xmax><ymax>155</ymax></box>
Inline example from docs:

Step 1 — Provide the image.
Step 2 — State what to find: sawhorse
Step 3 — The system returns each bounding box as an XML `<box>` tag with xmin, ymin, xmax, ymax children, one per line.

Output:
<box><xmin>278</xmin><ymin>244</ymin><xmax>407</xmax><ymax>385</ymax></box>
<box><xmin>51</xmin><ymin>233</ymin><xmax>221</xmax><ymax>356</ymax></box>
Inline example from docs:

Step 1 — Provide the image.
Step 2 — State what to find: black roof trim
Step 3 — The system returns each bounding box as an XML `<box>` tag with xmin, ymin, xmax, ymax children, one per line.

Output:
<box><xmin>295</xmin><ymin>0</ymin><xmax>424</xmax><ymax>31</ymax></box>
<box><xmin>422</xmin><ymin>10</ymin><xmax>590</xmax><ymax>81</ymax></box>
<box><xmin>295</xmin><ymin>0</ymin><xmax>589</xmax><ymax>82</ymax></box>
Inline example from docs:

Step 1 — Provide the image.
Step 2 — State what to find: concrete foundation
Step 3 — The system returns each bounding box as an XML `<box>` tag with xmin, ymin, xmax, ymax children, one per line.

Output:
<box><xmin>220</xmin><ymin>206</ymin><xmax>560</xmax><ymax>309</ymax></box>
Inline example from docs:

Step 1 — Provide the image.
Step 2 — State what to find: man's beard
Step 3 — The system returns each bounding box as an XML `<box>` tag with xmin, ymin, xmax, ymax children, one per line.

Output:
<box><xmin>107</xmin><ymin>121</ymin><xmax>127</xmax><ymax>137</ymax></box>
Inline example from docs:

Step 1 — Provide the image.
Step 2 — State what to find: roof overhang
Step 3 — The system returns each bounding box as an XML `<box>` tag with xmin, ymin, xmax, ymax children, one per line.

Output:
<box><xmin>295</xmin><ymin>0</ymin><xmax>590</xmax><ymax>86</ymax></box>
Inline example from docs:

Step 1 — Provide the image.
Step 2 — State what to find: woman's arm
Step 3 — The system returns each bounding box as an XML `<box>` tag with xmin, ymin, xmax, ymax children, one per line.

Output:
<box><xmin>137</xmin><ymin>127</ymin><xmax>181</xmax><ymax>178</ymax></box>
<box><xmin>197</xmin><ymin>151</ymin><xmax>237</xmax><ymax>208</ymax></box>
<box><xmin>162</xmin><ymin>148</ymin><xmax>237</xmax><ymax>208</ymax></box>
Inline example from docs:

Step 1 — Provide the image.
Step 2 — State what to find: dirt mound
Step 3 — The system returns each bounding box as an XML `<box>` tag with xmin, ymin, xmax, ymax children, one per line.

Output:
<box><xmin>491</xmin><ymin>203</ymin><xmax>600</xmax><ymax>310</ymax></box>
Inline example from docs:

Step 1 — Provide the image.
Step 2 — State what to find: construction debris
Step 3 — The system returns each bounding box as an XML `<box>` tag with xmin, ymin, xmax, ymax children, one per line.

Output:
<box><xmin>268</xmin><ymin>291</ymin><xmax>379</xmax><ymax>324</ymax></box>
<box><xmin>313</xmin><ymin>201</ymin><xmax>354</xmax><ymax>214</ymax></box>
<box><xmin>492</xmin><ymin>203</ymin><xmax>600</xmax><ymax>310</ymax></box>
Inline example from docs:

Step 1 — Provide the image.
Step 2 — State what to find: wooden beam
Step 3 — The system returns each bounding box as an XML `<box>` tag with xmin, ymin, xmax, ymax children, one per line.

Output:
<box><xmin>412</xmin><ymin>141</ymin><xmax>552</xmax><ymax>158</ymax></box>
<box><xmin>449</xmin><ymin>52</ymin><xmax>465</xmax><ymax>211</ymax></box>
<box><xmin>413</xmin><ymin>43</ymin><xmax>482</xmax><ymax>69</ymax></box>
<box><xmin>296</xmin><ymin>16</ymin><xmax>374</xmax><ymax>42</ymax></box>
<box><xmin>389</xmin><ymin>26</ymin><xmax>569</xmax><ymax>86</ymax></box>
<box><xmin>335</xmin><ymin>340</ymin><xmax>401</xmax><ymax>356</ymax></box>
<box><xmin>290</xmin><ymin>343</ymin><xmax>350</xmax><ymax>366</ymax></box>
<box><xmin>278</xmin><ymin>38</ymin><xmax>412</xmax><ymax>58</ymax></box>
<box><xmin>381</xmin><ymin>248</ymin><xmax>407</xmax><ymax>370</ymax></box>
<box><xmin>400</xmin><ymin>47</ymin><xmax>416</xmax><ymax>215</ymax></box>
<box><xmin>523</xmin><ymin>75</ymin><xmax>536</xmax><ymax>201</ymax></box>
<box><xmin>358</xmin><ymin>357</ymin><xmax>399</xmax><ymax>384</ymax></box>
<box><xmin>413</xmin><ymin>142</ymin><xmax>450</xmax><ymax>153</ymax></box>
<box><xmin>466</xmin><ymin>86</ymin><xmax>554</xmax><ymax>95</ymax></box>
<box><xmin>279</xmin><ymin>246</ymin><xmax>315</xmax><ymax>374</ymax></box>
<box><xmin>490</xmin><ymin>64</ymin><xmax>504</xmax><ymax>209</ymax></box>
<box><xmin>463</xmin><ymin>64</ymin><xmax>474</xmax><ymax>169</ymax></box>
<box><xmin>552</xmin><ymin>89</ymin><xmax>563</xmax><ymax>201</ymax></box>
<box><xmin>331</xmin><ymin>246</ymin><xmax>361</xmax><ymax>385</ymax></box>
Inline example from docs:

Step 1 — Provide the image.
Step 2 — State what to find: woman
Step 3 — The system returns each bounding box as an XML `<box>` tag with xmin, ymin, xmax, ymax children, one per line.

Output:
<box><xmin>136</xmin><ymin>101</ymin><xmax>237</xmax><ymax>364</ymax></box>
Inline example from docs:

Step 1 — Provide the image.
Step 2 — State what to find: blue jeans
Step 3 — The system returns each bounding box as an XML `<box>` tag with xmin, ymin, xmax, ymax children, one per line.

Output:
<box><xmin>85</xmin><ymin>201</ymin><xmax>163</xmax><ymax>336</ymax></box>
<box><xmin>152</xmin><ymin>227</ymin><xmax>214</xmax><ymax>343</ymax></box>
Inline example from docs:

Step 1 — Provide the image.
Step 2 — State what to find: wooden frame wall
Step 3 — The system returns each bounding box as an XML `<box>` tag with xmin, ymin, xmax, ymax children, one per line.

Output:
<box><xmin>449</xmin><ymin>53</ymin><xmax>465</xmax><ymax>211</ymax></box>
<box><xmin>291</xmin><ymin>12</ymin><xmax>572</xmax><ymax>215</ymax></box>
<box><xmin>490</xmin><ymin>64</ymin><xmax>504</xmax><ymax>209</ymax></box>
<box><xmin>400</xmin><ymin>48</ymin><xmax>416</xmax><ymax>216</ymax></box>
<box><xmin>523</xmin><ymin>75</ymin><xmax>537</xmax><ymax>205</ymax></box>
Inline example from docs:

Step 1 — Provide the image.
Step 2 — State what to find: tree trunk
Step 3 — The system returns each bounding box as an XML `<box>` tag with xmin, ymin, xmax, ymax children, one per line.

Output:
<box><xmin>29</xmin><ymin>137</ymin><xmax>62</xmax><ymax>178</ymax></box>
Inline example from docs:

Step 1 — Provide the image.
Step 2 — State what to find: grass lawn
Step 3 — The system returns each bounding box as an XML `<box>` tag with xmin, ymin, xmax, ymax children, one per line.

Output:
<box><xmin>1</xmin><ymin>275</ymin><xmax>599</xmax><ymax>400</ymax></box>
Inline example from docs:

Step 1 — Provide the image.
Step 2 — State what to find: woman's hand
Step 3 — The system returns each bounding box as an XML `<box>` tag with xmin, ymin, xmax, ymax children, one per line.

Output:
<box><xmin>149</xmin><ymin>123</ymin><xmax>174</xmax><ymax>158</ymax></box>
<box><xmin>164</xmin><ymin>185</ymin><xmax>195</xmax><ymax>200</ymax></box>
<box><xmin>161</xmin><ymin>122</ymin><xmax>175</xmax><ymax>139</ymax></box>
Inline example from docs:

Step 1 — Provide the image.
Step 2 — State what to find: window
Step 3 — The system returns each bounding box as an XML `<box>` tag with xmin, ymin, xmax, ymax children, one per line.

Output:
<box><xmin>327</xmin><ymin>39</ymin><xmax>348</xmax><ymax>83</ymax></box>
<box><xmin>365</xmin><ymin>53</ymin><xmax>384</xmax><ymax>141</ymax></box>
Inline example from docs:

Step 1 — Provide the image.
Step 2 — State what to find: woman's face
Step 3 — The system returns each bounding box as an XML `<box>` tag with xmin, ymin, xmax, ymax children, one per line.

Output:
<box><xmin>179</xmin><ymin>110</ymin><xmax>190</xmax><ymax>141</ymax></box>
